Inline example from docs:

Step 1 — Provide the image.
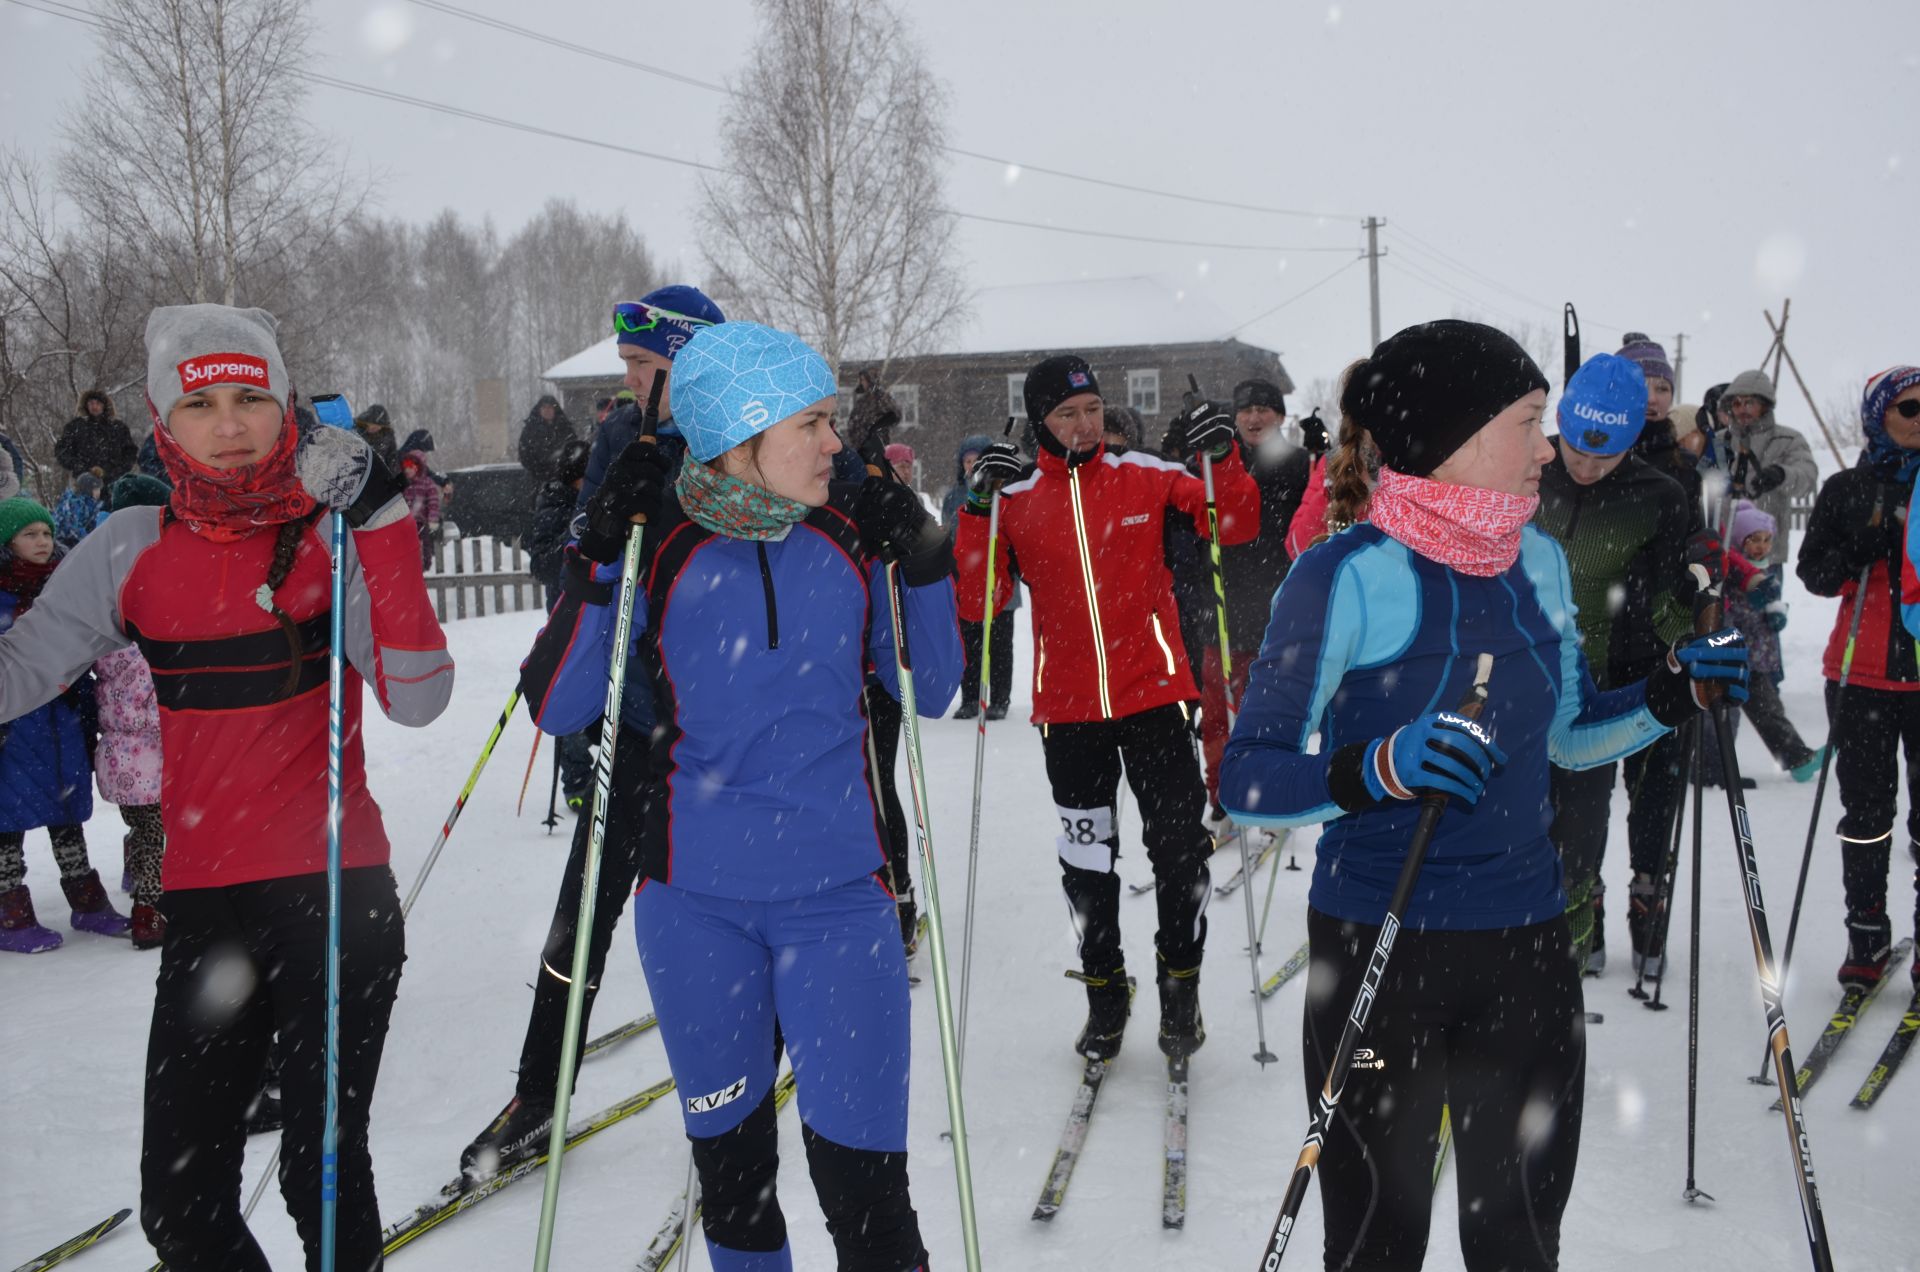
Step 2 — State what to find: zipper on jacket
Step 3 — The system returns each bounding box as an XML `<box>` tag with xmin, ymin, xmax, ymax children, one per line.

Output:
<box><xmin>1066</xmin><ymin>468</ymin><xmax>1113</xmax><ymax>717</ymax></box>
<box><xmin>755</xmin><ymin>541</ymin><xmax>779</xmax><ymax>650</ymax></box>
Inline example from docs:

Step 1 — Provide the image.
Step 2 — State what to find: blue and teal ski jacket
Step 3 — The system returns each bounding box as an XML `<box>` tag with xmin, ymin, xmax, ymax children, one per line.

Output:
<box><xmin>522</xmin><ymin>482</ymin><xmax>961</xmax><ymax>902</ymax></box>
<box><xmin>1219</xmin><ymin>523</ymin><xmax>1669</xmax><ymax>931</ymax></box>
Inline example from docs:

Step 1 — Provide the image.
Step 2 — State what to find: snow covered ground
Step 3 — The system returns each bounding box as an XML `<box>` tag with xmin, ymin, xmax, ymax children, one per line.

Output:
<box><xmin>4</xmin><ymin>559</ymin><xmax>1916</xmax><ymax>1271</ymax></box>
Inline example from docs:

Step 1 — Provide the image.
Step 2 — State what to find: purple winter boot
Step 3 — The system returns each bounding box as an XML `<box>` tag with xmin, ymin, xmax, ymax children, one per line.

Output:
<box><xmin>62</xmin><ymin>870</ymin><xmax>131</xmax><ymax>937</ymax></box>
<box><xmin>0</xmin><ymin>885</ymin><xmax>64</xmax><ymax>953</ymax></box>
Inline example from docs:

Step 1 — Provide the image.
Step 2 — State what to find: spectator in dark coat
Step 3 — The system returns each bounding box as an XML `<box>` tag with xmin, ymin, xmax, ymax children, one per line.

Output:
<box><xmin>135</xmin><ymin>432</ymin><xmax>170</xmax><ymax>487</ymax></box>
<box><xmin>354</xmin><ymin>404</ymin><xmax>401</xmax><ymax>470</ymax></box>
<box><xmin>54</xmin><ymin>389</ymin><xmax>138</xmax><ymax>485</ymax></box>
<box><xmin>0</xmin><ymin>431</ymin><xmax>24</xmax><ymax>484</ymax></box>
<box><xmin>517</xmin><ymin>395</ymin><xmax>577</xmax><ymax>487</ymax></box>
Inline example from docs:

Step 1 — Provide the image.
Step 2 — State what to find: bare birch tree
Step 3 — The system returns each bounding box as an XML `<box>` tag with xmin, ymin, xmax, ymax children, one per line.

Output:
<box><xmin>60</xmin><ymin>0</ymin><xmax>357</xmax><ymax>308</ymax></box>
<box><xmin>698</xmin><ymin>0</ymin><xmax>967</xmax><ymax>372</ymax></box>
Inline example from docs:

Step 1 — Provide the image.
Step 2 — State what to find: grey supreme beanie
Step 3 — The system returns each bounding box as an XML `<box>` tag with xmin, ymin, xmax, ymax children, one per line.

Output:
<box><xmin>145</xmin><ymin>304</ymin><xmax>290</xmax><ymax>423</ymax></box>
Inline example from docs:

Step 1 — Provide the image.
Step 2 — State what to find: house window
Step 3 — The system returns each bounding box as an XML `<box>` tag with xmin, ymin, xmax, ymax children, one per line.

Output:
<box><xmin>891</xmin><ymin>384</ymin><xmax>921</xmax><ymax>429</ymax></box>
<box><xmin>1128</xmin><ymin>369</ymin><xmax>1161</xmax><ymax>416</ymax></box>
<box><xmin>1007</xmin><ymin>373</ymin><xmax>1028</xmax><ymax>422</ymax></box>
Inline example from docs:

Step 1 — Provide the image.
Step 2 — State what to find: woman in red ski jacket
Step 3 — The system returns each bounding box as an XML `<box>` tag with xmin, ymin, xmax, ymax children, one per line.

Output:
<box><xmin>954</xmin><ymin>354</ymin><xmax>1258</xmax><ymax>1061</ymax></box>
<box><xmin>0</xmin><ymin>304</ymin><xmax>454</xmax><ymax>1271</ymax></box>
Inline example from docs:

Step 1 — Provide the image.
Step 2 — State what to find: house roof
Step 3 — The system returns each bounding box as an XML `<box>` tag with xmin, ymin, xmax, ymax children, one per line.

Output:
<box><xmin>543</xmin><ymin>276</ymin><xmax>1279</xmax><ymax>384</ymax></box>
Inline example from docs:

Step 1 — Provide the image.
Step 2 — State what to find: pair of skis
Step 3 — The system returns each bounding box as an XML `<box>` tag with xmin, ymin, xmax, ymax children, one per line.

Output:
<box><xmin>1760</xmin><ymin>938</ymin><xmax>1918</xmax><ymax>1111</ymax></box>
<box><xmin>9</xmin><ymin>1211</ymin><xmax>130</xmax><ymax>1272</ymax></box>
<box><xmin>1032</xmin><ymin>941</ymin><xmax>1316</xmax><ymax>1230</ymax></box>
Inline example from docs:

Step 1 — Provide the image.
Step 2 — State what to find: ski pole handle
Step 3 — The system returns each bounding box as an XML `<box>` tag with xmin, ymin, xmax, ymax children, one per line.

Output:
<box><xmin>624</xmin><ymin>370</ymin><xmax>667</xmax><ymax>527</ymax></box>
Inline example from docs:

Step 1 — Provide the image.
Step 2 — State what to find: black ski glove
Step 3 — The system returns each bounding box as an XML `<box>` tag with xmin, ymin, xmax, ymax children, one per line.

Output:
<box><xmin>1175</xmin><ymin>399</ymin><xmax>1237</xmax><ymax>460</ymax></box>
<box><xmin>1299</xmin><ymin>409</ymin><xmax>1329</xmax><ymax>457</ymax></box>
<box><xmin>577</xmin><ymin>438</ymin><xmax>671</xmax><ymax>564</ymax></box>
<box><xmin>965</xmin><ymin>442</ymin><xmax>1025</xmax><ymax>511</ymax></box>
<box><xmin>1744</xmin><ymin>463</ymin><xmax>1787</xmax><ymax>496</ymax></box>
<box><xmin>855</xmin><ymin>478</ymin><xmax>952</xmax><ymax>586</ymax></box>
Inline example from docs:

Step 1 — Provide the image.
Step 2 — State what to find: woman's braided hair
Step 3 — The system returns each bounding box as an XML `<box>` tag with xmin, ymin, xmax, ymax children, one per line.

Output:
<box><xmin>1323</xmin><ymin>359</ymin><xmax>1379</xmax><ymax>535</ymax></box>
<box><xmin>262</xmin><ymin>514</ymin><xmax>315</xmax><ymax>700</ymax></box>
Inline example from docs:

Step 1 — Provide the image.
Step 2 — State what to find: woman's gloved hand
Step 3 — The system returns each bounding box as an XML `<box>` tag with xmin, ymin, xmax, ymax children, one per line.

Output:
<box><xmin>1367</xmin><ymin>710</ymin><xmax>1508</xmax><ymax>805</ymax></box>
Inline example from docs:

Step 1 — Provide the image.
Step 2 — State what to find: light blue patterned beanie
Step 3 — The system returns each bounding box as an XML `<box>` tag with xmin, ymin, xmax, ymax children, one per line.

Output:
<box><xmin>671</xmin><ymin>322</ymin><xmax>839</xmax><ymax>463</ymax></box>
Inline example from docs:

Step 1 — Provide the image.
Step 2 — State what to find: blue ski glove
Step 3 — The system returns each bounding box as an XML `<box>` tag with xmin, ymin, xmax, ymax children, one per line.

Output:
<box><xmin>1365</xmin><ymin>711</ymin><xmax>1508</xmax><ymax>805</ymax></box>
<box><xmin>1646</xmin><ymin>628</ymin><xmax>1750</xmax><ymax>725</ymax></box>
<box><xmin>1674</xmin><ymin>629</ymin><xmax>1750</xmax><ymax>702</ymax></box>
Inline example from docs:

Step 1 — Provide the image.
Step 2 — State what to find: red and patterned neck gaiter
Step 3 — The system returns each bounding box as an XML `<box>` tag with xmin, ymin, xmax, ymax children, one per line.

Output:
<box><xmin>1367</xmin><ymin>466</ymin><xmax>1538</xmax><ymax>577</ymax></box>
<box><xmin>148</xmin><ymin>398</ymin><xmax>315</xmax><ymax>542</ymax></box>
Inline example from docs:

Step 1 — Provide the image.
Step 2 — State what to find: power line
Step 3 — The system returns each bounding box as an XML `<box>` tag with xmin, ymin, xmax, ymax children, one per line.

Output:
<box><xmin>1388</xmin><ymin>223</ymin><xmax>1633</xmax><ymax>336</ymax></box>
<box><xmin>1229</xmin><ymin>256</ymin><xmax>1364</xmax><ymax>334</ymax></box>
<box><xmin>403</xmin><ymin>0</ymin><xmax>1362</xmax><ymax>223</ymax></box>
<box><xmin>8</xmin><ymin>0</ymin><xmax>1357</xmax><ymax>257</ymax></box>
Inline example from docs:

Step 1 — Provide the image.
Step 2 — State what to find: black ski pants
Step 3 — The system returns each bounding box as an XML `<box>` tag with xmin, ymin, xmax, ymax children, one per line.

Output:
<box><xmin>515</xmin><ymin>722</ymin><xmax>650</xmax><ymax>1105</ymax></box>
<box><xmin>864</xmin><ymin>681</ymin><xmax>913</xmax><ymax>903</ymax></box>
<box><xmin>957</xmin><ymin>615</ymin><xmax>1014</xmax><ymax>711</ymax></box>
<box><xmin>140</xmin><ymin>866</ymin><xmax>405</xmax><ymax>1272</ymax></box>
<box><xmin>1039</xmin><ymin>702</ymin><xmax>1212</xmax><ymax>977</ymax></box>
<box><xmin>1827</xmin><ymin>681</ymin><xmax>1920</xmax><ymax>942</ymax></box>
<box><xmin>1303</xmin><ymin>909</ymin><xmax>1585</xmax><ymax>1272</ymax></box>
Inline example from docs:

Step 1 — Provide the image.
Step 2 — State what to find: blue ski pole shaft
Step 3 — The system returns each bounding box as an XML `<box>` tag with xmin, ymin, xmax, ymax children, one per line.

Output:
<box><xmin>321</xmin><ymin>509</ymin><xmax>347</xmax><ymax>1271</ymax></box>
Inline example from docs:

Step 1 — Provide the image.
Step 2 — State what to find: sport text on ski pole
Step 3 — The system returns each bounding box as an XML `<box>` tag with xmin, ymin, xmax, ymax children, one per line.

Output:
<box><xmin>531</xmin><ymin>369</ymin><xmax>665</xmax><ymax>1272</ymax></box>
<box><xmin>1255</xmin><ymin>651</ymin><xmax>1494</xmax><ymax>1270</ymax></box>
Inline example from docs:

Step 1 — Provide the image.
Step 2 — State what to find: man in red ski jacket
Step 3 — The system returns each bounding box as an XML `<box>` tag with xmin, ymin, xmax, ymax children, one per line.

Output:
<box><xmin>955</xmin><ymin>354</ymin><xmax>1257</xmax><ymax>1061</ymax></box>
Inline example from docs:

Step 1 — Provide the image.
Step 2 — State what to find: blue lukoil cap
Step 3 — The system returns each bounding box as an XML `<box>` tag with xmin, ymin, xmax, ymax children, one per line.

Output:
<box><xmin>671</xmin><ymin>322</ymin><xmax>839</xmax><ymax>463</ymax></box>
<box><xmin>1558</xmin><ymin>353</ymin><xmax>1648</xmax><ymax>457</ymax></box>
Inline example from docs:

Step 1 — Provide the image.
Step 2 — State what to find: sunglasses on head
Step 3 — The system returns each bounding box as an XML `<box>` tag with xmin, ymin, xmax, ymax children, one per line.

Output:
<box><xmin>1894</xmin><ymin>399</ymin><xmax>1920</xmax><ymax>421</ymax></box>
<box><xmin>613</xmin><ymin>301</ymin><xmax>713</xmax><ymax>336</ymax></box>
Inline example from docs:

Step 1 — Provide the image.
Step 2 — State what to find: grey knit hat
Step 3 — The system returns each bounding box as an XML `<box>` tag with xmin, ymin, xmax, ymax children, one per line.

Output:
<box><xmin>145</xmin><ymin>304</ymin><xmax>290</xmax><ymax>423</ymax></box>
<box><xmin>1725</xmin><ymin>368</ymin><xmax>1776</xmax><ymax>404</ymax></box>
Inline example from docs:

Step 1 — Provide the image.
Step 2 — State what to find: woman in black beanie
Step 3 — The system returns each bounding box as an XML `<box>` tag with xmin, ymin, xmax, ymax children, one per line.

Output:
<box><xmin>1222</xmin><ymin>320</ymin><xmax>1750</xmax><ymax>1270</ymax></box>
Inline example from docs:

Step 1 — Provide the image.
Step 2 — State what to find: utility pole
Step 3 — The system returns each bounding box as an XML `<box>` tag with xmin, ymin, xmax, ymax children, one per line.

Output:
<box><xmin>1672</xmin><ymin>332</ymin><xmax>1686</xmax><ymax>401</ymax></box>
<box><xmin>1364</xmin><ymin>216</ymin><xmax>1386</xmax><ymax>348</ymax></box>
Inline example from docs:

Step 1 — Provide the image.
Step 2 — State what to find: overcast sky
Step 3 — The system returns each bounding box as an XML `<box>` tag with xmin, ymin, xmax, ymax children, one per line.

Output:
<box><xmin>4</xmin><ymin>0</ymin><xmax>1913</xmax><ymax>443</ymax></box>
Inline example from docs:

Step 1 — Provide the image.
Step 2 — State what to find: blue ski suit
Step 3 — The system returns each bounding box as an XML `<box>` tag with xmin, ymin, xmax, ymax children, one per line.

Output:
<box><xmin>522</xmin><ymin>481</ymin><xmax>960</xmax><ymax>1272</ymax></box>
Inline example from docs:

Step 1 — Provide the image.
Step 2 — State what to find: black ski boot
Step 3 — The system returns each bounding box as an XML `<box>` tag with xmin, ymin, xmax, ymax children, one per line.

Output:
<box><xmin>460</xmin><ymin>1093</ymin><xmax>555</xmax><ymax>1187</ymax></box>
<box><xmin>1627</xmin><ymin>872</ymin><xmax>1665</xmax><ymax>980</ymax></box>
<box><xmin>898</xmin><ymin>892</ymin><xmax>920</xmax><ymax>958</ymax></box>
<box><xmin>1157</xmin><ymin>962</ymin><xmax>1206</xmax><ymax>1059</ymax></box>
<box><xmin>1067</xmin><ymin>966</ymin><xmax>1132</xmax><ymax>1060</ymax></box>
<box><xmin>1839</xmin><ymin>908</ymin><xmax>1893</xmax><ymax>987</ymax></box>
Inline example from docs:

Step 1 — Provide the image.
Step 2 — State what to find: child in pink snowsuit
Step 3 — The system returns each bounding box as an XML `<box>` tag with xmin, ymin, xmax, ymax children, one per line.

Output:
<box><xmin>94</xmin><ymin>643</ymin><xmax>166</xmax><ymax>948</ymax></box>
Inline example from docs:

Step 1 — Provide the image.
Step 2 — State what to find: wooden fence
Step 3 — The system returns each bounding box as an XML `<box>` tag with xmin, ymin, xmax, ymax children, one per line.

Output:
<box><xmin>423</xmin><ymin>534</ymin><xmax>543</xmax><ymax>622</ymax></box>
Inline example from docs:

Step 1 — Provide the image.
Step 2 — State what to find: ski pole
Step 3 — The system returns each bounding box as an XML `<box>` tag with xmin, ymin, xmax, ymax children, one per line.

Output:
<box><xmin>1255</xmin><ymin>826</ymin><xmax>1289</xmax><ymax>953</ymax></box>
<box><xmin>403</xmin><ymin>686</ymin><xmax>521</xmax><ymax>914</ymax></box>
<box><xmin>1754</xmin><ymin>504</ymin><xmax>1878</xmax><ymax>1082</ymax></box>
<box><xmin>320</xmin><ymin>504</ymin><xmax>346</xmax><ymax>1272</ymax></box>
<box><xmin>1695</xmin><ymin>573</ymin><xmax>1836</xmax><ymax>1270</ymax></box>
<box><xmin>1634</xmin><ymin>718</ymin><xmax>1693</xmax><ymax>1008</ymax></box>
<box><xmin>1256</xmin><ymin>654</ymin><xmax>1494</xmax><ymax>1268</ymax></box>
<box><xmin>532</xmin><ymin>370</ymin><xmax>664</xmax><ymax>1272</ymax></box>
<box><xmin>1683</xmin><ymin>719</ymin><xmax>1710</xmax><ymax>1201</ymax></box>
<box><xmin>542</xmin><ymin>742</ymin><xmax>562</xmax><ymax>833</ymax></box>
<box><xmin>861</xmin><ymin>442</ymin><xmax>983</xmax><ymax>1272</ymax></box>
<box><xmin>517</xmin><ymin>731</ymin><xmax>543</xmax><ymax>817</ymax></box>
<box><xmin>1188</xmin><ymin>375</ymin><xmax>1277</xmax><ymax>1067</ymax></box>
<box><xmin>675</xmin><ymin>1149</ymin><xmax>697</xmax><ymax>1272</ymax></box>
<box><xmin>958</xmin><ymin>414</ymin><xmax>1016</xmax><ymax>1076</ymax></box>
